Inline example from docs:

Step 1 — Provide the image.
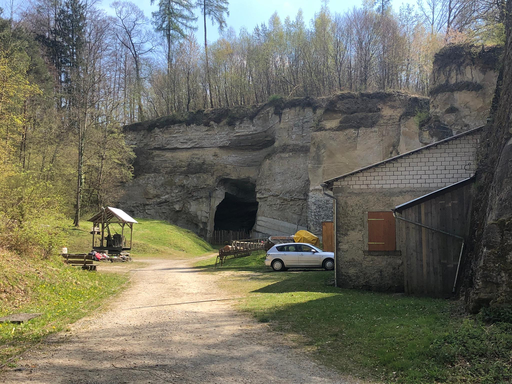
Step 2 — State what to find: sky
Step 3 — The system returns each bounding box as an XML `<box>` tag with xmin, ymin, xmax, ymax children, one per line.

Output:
<box><xmin>4</xmin><ymin>0</ymin><xmax>412</xmax><ymax>42</ymax></box>
<box><xmin>103</xmin><ymin>0</ymin><xmax>412</xmax><ymax>42</ymax></box>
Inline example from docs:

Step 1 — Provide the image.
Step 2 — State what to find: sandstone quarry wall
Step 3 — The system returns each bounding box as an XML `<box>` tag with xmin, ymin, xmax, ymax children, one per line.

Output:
<box><xmin>119</xmin><ymin>45</ymin><xmax>500</xmax><ymax>242</ymax></box>
<box><xmin>120</xmin><ymin>92</ymin><xmax>430</xmax><ymax>239</ymax></box>
<box><xmin>427</xmin><ymin>45</ymin><xmax>501</xmax><ymax>137</ymax></box>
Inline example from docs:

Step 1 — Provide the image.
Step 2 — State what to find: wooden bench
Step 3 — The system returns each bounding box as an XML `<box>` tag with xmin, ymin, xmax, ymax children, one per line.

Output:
<box><xmin>215</xmin><ymin>246</ymin><xmax>251</xmax><ymax>267</ymax></box>
<box><xmin>61</xmin><ymin>253</ymin><xmax>97</xmax><ymax>271</ymax></box>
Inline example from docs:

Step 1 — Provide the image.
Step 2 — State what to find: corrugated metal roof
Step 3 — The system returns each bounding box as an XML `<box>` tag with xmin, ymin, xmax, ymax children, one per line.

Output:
<box><xmin>88</xmin><ymin>207</ymin><xmax>138</xmax><ymax>224</ymax></box>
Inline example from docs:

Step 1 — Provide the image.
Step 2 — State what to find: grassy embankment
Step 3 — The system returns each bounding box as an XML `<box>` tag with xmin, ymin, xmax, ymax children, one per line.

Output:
<box><xmin>196</xmin><ymin>252</ymin><xmax>512</xmax><ymax>384</ymax></box>
<box><xmin>0</xmin><ymin>218</ymin><xmax>213</xmax><ymax>367</ymax></box>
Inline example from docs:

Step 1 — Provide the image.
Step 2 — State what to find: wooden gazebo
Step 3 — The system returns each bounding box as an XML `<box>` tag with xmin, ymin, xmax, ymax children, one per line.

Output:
<box><xmin>88</xmin><ymin>207</ymin><xmax>138</xmax><ymax>255</ymax></box>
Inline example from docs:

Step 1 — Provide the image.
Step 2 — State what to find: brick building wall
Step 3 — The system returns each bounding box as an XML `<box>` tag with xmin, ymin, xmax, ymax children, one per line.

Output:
<box><xmin>333</xmin><ymin>128</ymin><xmax>481</xmax><ymax>191</ymax></box>
<box><xmin>328</xmin><ymin>127</ymin><xmax>482</xmax><ymax>291</ymax></box>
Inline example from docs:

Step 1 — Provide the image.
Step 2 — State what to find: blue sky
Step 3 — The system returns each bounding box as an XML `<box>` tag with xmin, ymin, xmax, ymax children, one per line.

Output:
<box><xmin>4</xmin><ymin>0</ymin><xmax>411</xmax><ymax>41</ymax></box>
<box><xmin>101</xmin><ymin>0</ymin><xmax>412</xmax><ymax>42</ymax></box>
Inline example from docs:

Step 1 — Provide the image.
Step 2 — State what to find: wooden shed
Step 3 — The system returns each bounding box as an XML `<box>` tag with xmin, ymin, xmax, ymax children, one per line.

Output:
<box><xmin>88</xmin><ymin>207</ymin><xmax>138</xmax><ymax>255</ymax></box>
<box><xmin>393</xmin><ymin>177</ymin><xmax>474</xmax><ymax>297</ymax></box>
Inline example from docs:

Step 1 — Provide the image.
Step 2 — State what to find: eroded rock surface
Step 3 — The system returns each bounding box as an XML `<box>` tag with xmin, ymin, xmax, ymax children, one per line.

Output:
<box><xmin>427</xmin><ymin>45</ymin><xmax>502</xmax><ymax>137</ymax></box>
<box><xmin>120</xmin><ymin>92</ymin><xmax>430</xmax><ymax>239</ymax></box>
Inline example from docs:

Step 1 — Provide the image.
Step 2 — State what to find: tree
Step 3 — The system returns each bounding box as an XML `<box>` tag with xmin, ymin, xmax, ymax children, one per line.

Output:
<box><xmin>150</xmin><ymin>0</ymin><xmax>196</xmax><ymax>114</ymax></box>
<box><xmin>0</xmin><ymin>19</ymin><xmax>41</xmax><ymax>161</ymax></box>
<box><xmin>54</xmin><ymin>0</ymin><xmax>88</xmax><ymax>227</ymax></box>
<box><xmin>417</xmin><ymin>0</ymin><xmax>447</xmax><ymax>35</ymax></box>
<box><xmin>196</xmin><ymin>0</ymin><xmax>229</xmax><ymax>108</ymax></box>
<box><xmin>111</xmin><ymin>1</ymin><xmax>154</xmax><ymax>122</ymax></box>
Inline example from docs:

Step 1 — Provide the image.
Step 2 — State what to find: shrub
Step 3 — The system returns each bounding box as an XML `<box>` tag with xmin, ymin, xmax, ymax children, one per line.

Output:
<box><xmin>268</xmin><ymin>94</ymin><xmax>283</xmax><ymax>103</ymax></box>
<box><xmin>414</xmin><ymin>109</ymin><xmax>430</xmax><ymax>126</ymax></box>
<box><xmin>430</xmin><ymin>319</ymin><xmax>512</xmax><ymax>382</ymax></box>
<box><xmin>0</xmin><ymin>171</ymin><xmax>65</xmax><ymax>258</ymax></box>
<box><xmin>481</xmin><ymin>304</ymin><xmax>512</xmax><ymax>324</ymax></box>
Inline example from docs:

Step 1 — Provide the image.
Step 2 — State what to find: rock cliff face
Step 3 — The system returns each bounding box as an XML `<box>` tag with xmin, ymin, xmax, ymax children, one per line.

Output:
<box><xmin>461</xmin><ymin>16</ymin><xmax>512</xmax><ymax>311</ymax></box>
<box><xmin>120</xmin><ymin>92</ymin><xmax>429</xmax><ymax>239</ymax></box>
<box><xmin>120</xmin><ymin>45</ymin><xmax>501</xmax><ymax>242</ymax></box>
<box><xmin>427</xmin><ymin>45</ymin><xmax>502</xmax><ymax>136</ymax></box>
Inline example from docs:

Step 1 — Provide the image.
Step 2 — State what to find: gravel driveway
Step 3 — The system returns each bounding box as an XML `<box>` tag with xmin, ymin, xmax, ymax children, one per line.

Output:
<box><xmin>1</xmin><ymin>258</ymin><xmax>364</xmax><ymax>383</ymax></box>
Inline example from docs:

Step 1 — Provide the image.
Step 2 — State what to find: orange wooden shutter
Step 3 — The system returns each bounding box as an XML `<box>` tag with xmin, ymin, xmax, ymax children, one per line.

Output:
<box><xmin>368</xmin><ymin>212</ymin><xmax>396</xmax><ymax>251</ymax></box>
<box><xmin>322</xmin><ymin>222</ymin><xmax>334</xmax><ymax>252</ymax></box>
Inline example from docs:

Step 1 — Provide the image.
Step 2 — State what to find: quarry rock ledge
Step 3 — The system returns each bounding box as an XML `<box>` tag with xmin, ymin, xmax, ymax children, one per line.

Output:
<box><xmin>120</xmin><ymin>92</ymin><xmax>433</xmax><ymax>241</ymax></box>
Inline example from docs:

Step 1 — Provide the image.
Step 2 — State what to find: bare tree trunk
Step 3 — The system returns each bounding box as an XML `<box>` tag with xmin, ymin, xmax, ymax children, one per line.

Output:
<box><xmin>204</xmin><ymin>8</ymin><xmax>214</xmax><ymax>109</ymax></box>
<box><xmin>73</xmin><ymin>112</ymin><xmax>86</xmax><ymax>227</ymax></box>
<box><xmin>167</xmin><ymin>31</ymin><xmax>172</xmax><ymax>116</ymax></box>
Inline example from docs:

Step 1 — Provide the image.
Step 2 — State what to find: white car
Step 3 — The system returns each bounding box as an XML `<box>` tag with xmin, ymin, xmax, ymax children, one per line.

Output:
<box><xmin>265</xmin><ymin>243</ymin><xmax>334</xmax><ymax>271</ymax></box>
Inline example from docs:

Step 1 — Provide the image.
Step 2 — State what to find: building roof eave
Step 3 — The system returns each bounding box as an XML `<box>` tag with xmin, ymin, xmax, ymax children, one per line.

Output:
<box><xmin>393</xmin><ymin>176</ymin><xmax>476</xmax><ymax>213</ymax></box>
<box><xmin>323</xmin><ymin>126</ymin><xmax>484</xmax><ymax>190</ymax></box>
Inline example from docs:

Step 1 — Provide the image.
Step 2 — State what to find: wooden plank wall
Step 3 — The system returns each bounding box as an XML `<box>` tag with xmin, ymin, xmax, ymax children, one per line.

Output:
<box><xmin>397</xmin><ymin>183</ymin><xmax>472</xmax><ymax>296</ymax></box>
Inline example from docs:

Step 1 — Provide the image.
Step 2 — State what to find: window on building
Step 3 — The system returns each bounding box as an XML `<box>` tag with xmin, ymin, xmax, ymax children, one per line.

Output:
<box><xmin>367</xmin><ymin>211</ymin><xmax>396</xmax><ymax>251</ymax></box>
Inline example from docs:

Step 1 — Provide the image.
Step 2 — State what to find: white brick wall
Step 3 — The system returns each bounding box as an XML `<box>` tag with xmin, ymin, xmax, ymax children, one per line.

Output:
<box><xmin>333</xmin><ymin>131</ymin><xmax>480</xmax><ymax>190</ymax></box>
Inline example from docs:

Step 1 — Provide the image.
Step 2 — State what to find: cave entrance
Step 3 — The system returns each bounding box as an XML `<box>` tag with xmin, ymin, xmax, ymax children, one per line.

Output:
<box><xmin>214</xmin><ymin>179</ymin><xmax>258</xmax><ymax>234</ymax></box>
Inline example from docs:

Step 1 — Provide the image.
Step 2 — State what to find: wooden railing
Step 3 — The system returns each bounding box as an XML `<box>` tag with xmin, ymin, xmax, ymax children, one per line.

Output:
<box><xmin>210</xmin><ymin>230</ymin><xmax>250</xmax><ymax>245</ymax></box>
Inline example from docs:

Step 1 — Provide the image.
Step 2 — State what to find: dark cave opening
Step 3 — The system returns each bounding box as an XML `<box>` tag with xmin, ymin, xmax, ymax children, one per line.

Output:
<box><xmin>214</xmin><ymin>180</ymin><xmax>259</xmax><ymax>232</ymax></box>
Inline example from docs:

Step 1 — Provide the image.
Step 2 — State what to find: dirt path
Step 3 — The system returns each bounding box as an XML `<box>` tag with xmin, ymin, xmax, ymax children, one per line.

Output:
<box><xmin>2</xmin><ymin>259</ymin><xmax>361</xmax><ymax>383</ymax></box>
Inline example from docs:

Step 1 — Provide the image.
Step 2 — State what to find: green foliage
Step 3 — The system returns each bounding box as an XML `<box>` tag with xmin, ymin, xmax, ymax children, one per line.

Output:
<box><xmin>480</xmin><ymin>304</ymin><xmax>512</xmax><ymax>324</ymax></box>
<box><xmin>0</xmin><ymin>21</ymin><xmax>42</xmax><ymax>156</ymax></box>
<box><xmin>268</xmin><ymin>94</ymin><xmax>283</xmax><ymax>103</ymax></box>
<box><xmin>0</xmin><ymin>171</ymin><xmax>65</xmax><ymax>257</ymax></box>
<box><xmin>414</xmin><ymin>109</ymin><xmax>430</xmax><ymax>126</ymax></box>
<box><xmin>82</xmin><ymin>124</ymin><xmax>135</xmax><ymax>211</ymax></box>
<box><xmin>430</xmin><ymin>319</ymin><xmax>512</xmax><ymax>383</ymax></box>
<box><xmin>151</xmin><ymin>0</ymin><xmax>196</xmax><ymax>40</ymax></box>
<box><xmin>479</xmin><ymin>23</ymin><xmax>506</xmax><ymax>46</ymax></box>
<box><xmin>197</xmin><ymin>0</ymin><xmax>229</xmax><ymax>31</ymax></box>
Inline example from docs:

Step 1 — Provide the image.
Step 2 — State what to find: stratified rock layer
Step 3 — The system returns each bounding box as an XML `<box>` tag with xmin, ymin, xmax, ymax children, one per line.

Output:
<box><xmin>428</xmin><ymin>45</ymin><xmax>502</xmax><ymax>136</ymax></box>
<box><xmin>120</xmin><ymin>92</ymin><xmax>430</xmax><ymax>239</ymax></box>
<box><xmin>462</xmin><ymin>35</ymin><xmax>512</xmax><ymax>311</ymax></box>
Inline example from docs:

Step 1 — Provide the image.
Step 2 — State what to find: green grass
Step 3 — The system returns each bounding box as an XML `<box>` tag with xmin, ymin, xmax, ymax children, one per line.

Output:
<box><xmin>0</xmin><ymin>218</ymin><xmax>214</xmax><ymax>367</ymax></box>
<box><xmin>194</xmin><ymin>250</ymin><xmax>267</xmax><ymax>270</ymax></box>
<box><xmin>195</xmin><ymin>254</ymin><xmax>512</xmax><ymax>383</ymax></box>
<box><xmin>65</xmin><ymin>218</ymin><xmax>214</xmax><ymax>259</ymax></box>
<box><xmin>0</xmin><ymin>251</ymin><xmax>128</xmax><ymax>366</ymax></box>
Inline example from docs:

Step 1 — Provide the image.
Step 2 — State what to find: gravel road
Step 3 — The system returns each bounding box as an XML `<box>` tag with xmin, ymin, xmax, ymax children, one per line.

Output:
<box><xmin>1</xmin><ymin>258</ymin><xmax>364</xmax><ymax>383</ymax></box>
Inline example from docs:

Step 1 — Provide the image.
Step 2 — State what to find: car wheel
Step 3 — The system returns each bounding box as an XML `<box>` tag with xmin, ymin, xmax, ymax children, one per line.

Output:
<box><xmin>323</xmin><ymin>258</ymin><xmax>334</xmax><ymax>271</ymax></box>
<box><xmin>271</xmin><ymin>259</ymin><xmax>285</xmax><ymax>271</ymax></box>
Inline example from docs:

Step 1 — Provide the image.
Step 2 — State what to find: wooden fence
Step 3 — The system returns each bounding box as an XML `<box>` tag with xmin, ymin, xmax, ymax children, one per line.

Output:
<box><xmin>210</xmin><ymin>230</ymin><xmax>250</xmax><ymax>245</ymax></box>
<box><xmin>231</xmin><ymin>238</ymin><xmax>267</xmax><ymax>250</ymax></box>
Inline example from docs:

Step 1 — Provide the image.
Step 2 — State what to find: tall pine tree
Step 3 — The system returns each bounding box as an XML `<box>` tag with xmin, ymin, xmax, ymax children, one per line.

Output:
<box><xmin>55</xmin><ymin>0</ymin><xmax>87</xmax><ymax>226</ymax></box>
<box><xmin>197</xmin><ymin>0</ymin><xmax>229</xmax><ymax>108</ymax></box>
<box><xmin>150</xmin><ymin>0</ymin><xmax>196</xmax><ymax>113</ymax></box>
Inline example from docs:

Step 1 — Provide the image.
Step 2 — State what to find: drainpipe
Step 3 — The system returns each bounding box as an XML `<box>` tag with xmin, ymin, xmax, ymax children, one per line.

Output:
<box><xmin>321</xmin><ymin>183</ymin><xmax>337</xmax><ymax>288</ymax></box>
